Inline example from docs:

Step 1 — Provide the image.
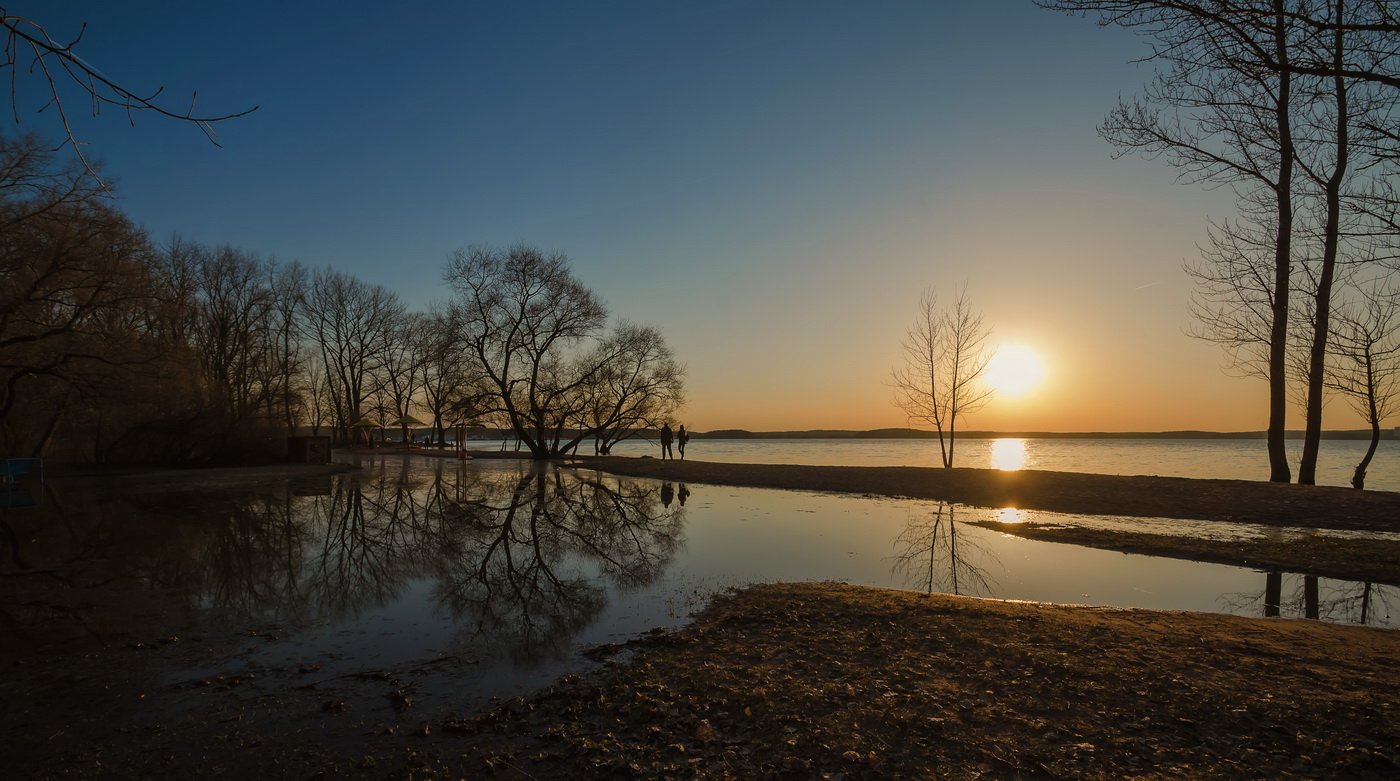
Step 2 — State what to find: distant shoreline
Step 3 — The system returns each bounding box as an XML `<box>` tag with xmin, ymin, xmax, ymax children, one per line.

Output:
<box><xmin>691</xmin><ymin>427</ymin><xmax>1393</xmax><ymax>441</ymax></box>
<box><xmin>453</xmin><ymin>426</ymin><xmax>1393</xmax><ymax>441</ymax></box>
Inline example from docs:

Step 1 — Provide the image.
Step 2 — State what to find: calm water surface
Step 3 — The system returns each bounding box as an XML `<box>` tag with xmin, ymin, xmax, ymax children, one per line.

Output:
<box><xmin>2</xmin><ymin>455</ymin><xmax>1391</xmax><ymax>725</ymax></box>
<box><xmin>477</xmin><ymin>436</ymin><xmax>1400</xmax><ymax>492</ymax></box>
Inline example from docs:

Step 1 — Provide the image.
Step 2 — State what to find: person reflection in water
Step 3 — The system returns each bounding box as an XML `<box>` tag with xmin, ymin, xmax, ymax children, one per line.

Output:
<box><xmin>661</xmin><ymin>481</ymin><xmax>675</xmax><ymax>508</ymax></box>
<box><xmin>660</xmin><ymin>423</ymin><xmax>674</xmax><ymax>460</ymax></box>
<box><xmin>678</xmin><ymin>483</ymin><xmax>690</xmax><ymax>507</ymax></box>
<box><xmin>677</xmin><ymin>425</ymin><xmax>689</xmax><ymax>459</ymax></box>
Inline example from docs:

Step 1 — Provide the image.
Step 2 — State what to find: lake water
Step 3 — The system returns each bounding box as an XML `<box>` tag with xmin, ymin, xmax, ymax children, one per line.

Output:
<box><xmin>3</xmin><ymin>455</ymin><xmax>1391</xmax><ymax>729</ymax></box>
<box><xmin>476</xmin><ymin>436</ymin><xmax>1400</xmax><ymax>492</ymax></box>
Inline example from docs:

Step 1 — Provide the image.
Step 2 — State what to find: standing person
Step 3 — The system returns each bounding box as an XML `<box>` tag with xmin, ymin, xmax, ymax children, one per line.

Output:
<box><xmin>678</xmin><ymin>425</ymin><xmax>690</xmax><ymax>459</ymax></box>
<box><xmin>660</xmin><ymin>423</ymin><xmax>674</xmax><ymax>460</ymax></box>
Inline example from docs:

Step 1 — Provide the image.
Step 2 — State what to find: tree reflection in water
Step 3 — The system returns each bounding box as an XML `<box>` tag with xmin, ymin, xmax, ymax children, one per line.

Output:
<box><xmin>181</xmin><ymin>459</ymin><xmax>683</xmax><ymax>663</ymax></box>
<box><xmin>1221</xmin><ymin>571</ymin><xmax>1396</xmax><ymax>625</ymax></box>
<box><xmin>0</xmin><ymin>459</ymin><xmax>683</xmax><ymax>664</ymax></box>
<box><xmin>433</xmin><ymin>465</ymin><xmax>682</xmax><ymax>663</ymax></box>
<box><xmin>889</xmin><ymin>502</ymin><xmax>997</xmax><ymax>597</ymax></box>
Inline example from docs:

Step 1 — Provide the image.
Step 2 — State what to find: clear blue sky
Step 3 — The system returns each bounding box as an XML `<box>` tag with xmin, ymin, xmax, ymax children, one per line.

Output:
<box><xmin>14</xmin><ymin>1</ymin><xmax>1304</xmax><ymax>431</ymax></box>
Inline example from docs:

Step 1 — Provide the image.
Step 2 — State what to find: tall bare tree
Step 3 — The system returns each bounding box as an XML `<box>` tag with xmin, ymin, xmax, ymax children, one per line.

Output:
<box><xmin>302</xmin><ymin>268</ymin><xmax>405</xmax><ymax>444</ymax></box>
<box><xmin>1291</xmin><ymin>0</ymin><xmax>1400</xmax><ymax>483</ymax></box>
<box><xmin>380</xmin><ymin>312</ymin><xmax>430</xmax><ymax>445</ymax></box>
<box><xmin>0</xmin><ymin>134</ymin><xmax>157</xmax><ymax>454</ymax></box>
<box><xmin>890</xmin><ymin>286</ymin><xmax>992</xmax><ymax>468</ymax></box>
<box><xmin>1326</xmin><ymin>273</ymin><xmax>1400</xmax><ymax>488</ymax></box>
<box><xmin>445</xmin><ymin>245</ymin><xmax>603</xmax><ymax>458</ymax></box>
<box><xmin>267</xmin><ymin>260</ymin><xmax>307</xmax><ymax>434</ymax></box>
<box><xmin>416</xmin><ymin>307</ymin><xmax>488</xmax><ymax>445</ymax></box>
<box><xmin>581</xmin><ymin>323</ymin><xmax>686</xmax><ymax>455</ymax></box>
<box><xmin>1045</xmin><ymin>0</ymin><xmax>1398</xmax><ymax>483</ymax></box>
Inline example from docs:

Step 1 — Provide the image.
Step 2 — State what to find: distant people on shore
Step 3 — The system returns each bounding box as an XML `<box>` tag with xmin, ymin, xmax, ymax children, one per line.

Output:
<box><xmin>660</xmin><ymin>423</ymin><xmax>674</xmax><ymax>460</ymax></box>
<box><xmin>678</xmin><ymin>425</ymin><xmax>689</xmax><ymax>459</ymax></box>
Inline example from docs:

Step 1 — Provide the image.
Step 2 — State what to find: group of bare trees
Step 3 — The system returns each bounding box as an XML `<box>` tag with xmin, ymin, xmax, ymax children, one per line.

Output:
<box><xmin>0</xmin><ymin>141</ymin><xmax>331</xmax><ymax>464</ymax></box>
<box><xmin>0</xmin><ymin>135</ymin><xmax>684</xmax><ymax>464</ymax></box>
<box><xmin>1042</xmin><ymin>0</ymin><xmax>1399</xmax><ymax>487</ymax></box>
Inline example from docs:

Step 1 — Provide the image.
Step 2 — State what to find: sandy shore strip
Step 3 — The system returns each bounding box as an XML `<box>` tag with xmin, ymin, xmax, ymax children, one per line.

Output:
<box><xmin>566</xmin><ymin>455</ymin><xmax>1400</xmax><ymax>531</ymax></box>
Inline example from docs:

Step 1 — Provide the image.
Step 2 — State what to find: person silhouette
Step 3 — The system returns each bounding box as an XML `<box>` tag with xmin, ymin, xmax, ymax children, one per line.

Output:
<box><xmin>661</xmin><ymin>481</ymin><xmax>674</xmax><ymax>507</ymax></box>
<box><xmin>678</xmin><ymin>483</ymin><xmax>690</xmax><ymax>507</ymax></box>
<box><xmin>660</xmin><ymin>423</ymin><xmax>674</xmax><ymax>460</ymax></box>
<box><xmin>677</xmin><ymin>425</ymin><xmax>689</xmax><ymax>459</ymax></box>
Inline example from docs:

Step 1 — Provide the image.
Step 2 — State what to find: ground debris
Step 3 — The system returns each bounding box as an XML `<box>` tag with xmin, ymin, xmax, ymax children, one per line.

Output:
<box><xmin>381</xmin><ymin>582</ymin><xmax>1400</xmax><ymax>779</ymax></box>
<box><xmin>9</xmin><ymin>582</ymin><xmax>1399</xmax><ymax>779</ymax></box>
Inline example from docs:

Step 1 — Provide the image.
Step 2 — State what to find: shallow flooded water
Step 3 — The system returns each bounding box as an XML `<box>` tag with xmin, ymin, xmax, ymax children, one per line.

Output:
<box><xmin>1</xmin><ymin>455</ymin><xmax>1393</xmax><ymax>727</ymax></box>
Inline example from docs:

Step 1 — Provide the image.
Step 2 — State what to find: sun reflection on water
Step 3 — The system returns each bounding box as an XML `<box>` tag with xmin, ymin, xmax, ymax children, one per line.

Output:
<box><xmin>995</xmin><ymin>507</ymin><xmax>1027</xmax><ymax>524</ymax></box>
<box><xmin>991</xmin><ymin>438</ymin><xmax>1027</xmax><ymax>471</ymax></box>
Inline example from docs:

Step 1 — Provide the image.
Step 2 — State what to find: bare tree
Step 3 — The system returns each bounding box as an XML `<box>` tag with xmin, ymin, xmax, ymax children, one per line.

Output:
<box><xmin>303</xmin><ymin>356</ymin><xmax>332</xmax><ymax>437</ymax></box>
<box><xmin>1045</xmin><ymin>0</ymin><xmax>1399</xmax><ymax>483</ymax></box>
<box><xmin>189</xmin><ymin>245</ymin><xmax>278</xmax><ymax>426</ymax></box>
<box><xmin>301</xmin><ymin>269</ymin><xmax>405</xmax><ymax>444</ymax></box>
<box><xmin>446</xmin><ymin>245</ymin><xmax>631</xmax><ymax>459</ymax></box>
<box><xmin>380</xmin><ymin>312</ymin><xmax>428</xmax><ymax>444</ymax></box>
<box><xmin>890</xmin><ymin>286</ymin><xmax>992</xmax><ymax>468</ymax></box>
<box><xmin>1043</xmin><ymin>0</ymin><xmax>1303</xmax><ymax>481</ymax></box>
<box><xmin>416</xmin><ymin>307</ymin><xmax>488</xmax><ymax>445</ymax></box>
<box><xmin>0</xmin><ymin>134</ymin><xmax>157</xmax><ymax>453</ymax></box>
<box><xmin>0</xmin><ymin>12</ymin><xmax>256</xmax><ymax>183</ymax></box>
<box><xmin>1326</xmin><ymin>273</ymin><xmax>1400</xmax><ymax>488</ymax></box>
<box><xmin>581</xmin><ymin>323</ymin><xmax>686</xmax><ymax>455</ymax></box>
<box><xmin>1291</xmin><ymin>0</ymin><xmax>1400</xmax><ymax>483</ymax></box>
<box><xmin>1186</xmin><ymin>203</ymin><xmax>1289</xmax><ymax>383</ymax></box>
<box><xmin>267</xmin><ymin>260</ymin><xmax>307</xmax><ymax>435</ymax></box>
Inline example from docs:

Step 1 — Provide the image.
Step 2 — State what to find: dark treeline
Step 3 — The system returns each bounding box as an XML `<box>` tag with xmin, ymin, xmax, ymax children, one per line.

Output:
<box><xmin>0</xmin><ymin>135</ymin><xmax>684</xmax><ymax>464</ymax></box>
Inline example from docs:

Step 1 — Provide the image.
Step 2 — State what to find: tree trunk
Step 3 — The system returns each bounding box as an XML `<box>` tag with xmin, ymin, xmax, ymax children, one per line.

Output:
<box><xmin>1299</xmin><ymin>0</ymin><xmax>1350</xmax><ymax>485</ymax></box>
<box><xmin>1266</xmin><ymin>0</ymin><xmax>1296</xmax><ymax>483</ymax></box>
<box><xmin>1351</xmin><ymin>415</ymin><xmax>1380</xmax><ymax>489</ymax></box>
<box><xmin>1264</xmin><ymin>570</ymin><xmax>1282</xmax><ymax>617</ymax></box>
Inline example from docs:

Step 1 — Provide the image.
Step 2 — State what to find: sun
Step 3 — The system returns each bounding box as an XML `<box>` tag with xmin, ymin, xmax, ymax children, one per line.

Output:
<box><xmin>984</xmin><ymin>343</ymin><xmax>1048</xmax><ymax>398</ymax></box>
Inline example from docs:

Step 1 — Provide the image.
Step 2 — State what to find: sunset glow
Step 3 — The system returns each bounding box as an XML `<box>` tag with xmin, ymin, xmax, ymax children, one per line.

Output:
<box><xmin>984</xmin><ymin>344</ymin><xmax>1049</xmax><ymax>399</ymax></box>
<box><xmin>18</xmin><ymin>2</ymin><xmax>1384</xmax><ymax>436</ymax></box>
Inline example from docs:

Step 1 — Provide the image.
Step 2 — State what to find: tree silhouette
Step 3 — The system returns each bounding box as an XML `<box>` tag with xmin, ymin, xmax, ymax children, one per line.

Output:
<box><xmin>890</xmin><ymin>286</ymin><xmax>992</xmax><ymax>468</ymax></box>
<box><xmin>0</xmin><ymin>12</ymin><xmax>256</xmax><ymax>184</ymax></box>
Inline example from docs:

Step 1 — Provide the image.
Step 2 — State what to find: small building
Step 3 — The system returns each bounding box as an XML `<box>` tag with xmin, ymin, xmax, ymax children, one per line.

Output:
<box><xmin>287</xmin><ymin>436</ymin><xmax>331</xmax><ymax>464</ymax></box>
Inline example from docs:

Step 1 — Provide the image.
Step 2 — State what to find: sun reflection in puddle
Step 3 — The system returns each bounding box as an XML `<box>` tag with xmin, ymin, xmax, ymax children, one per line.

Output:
<box><xmin>996</xmin><ymin>507</ymin><xmax>1027</xmax><ymax>524</ymax></box>
<box><xmin>991</xmin><ymin>438</ymin><xmax>1026</xmax><ymax>471</ymax></box>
